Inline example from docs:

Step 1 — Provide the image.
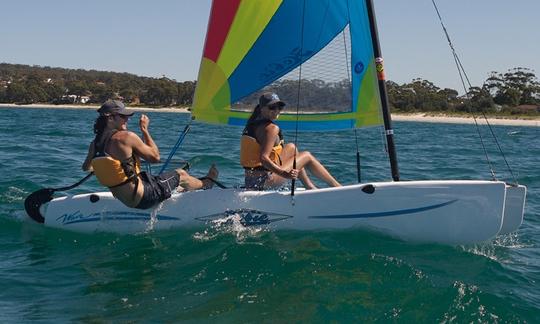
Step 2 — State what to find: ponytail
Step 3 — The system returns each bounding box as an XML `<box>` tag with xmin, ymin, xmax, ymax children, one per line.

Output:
<box><xmin>246</xmin><ymin>104</ymin><xmax>262</xmax><ymax>126</ymax></box>
<box><xmin>93</xmin><ymin>115</ymin><xmax>109</xmax><ymax>143</ymax></box>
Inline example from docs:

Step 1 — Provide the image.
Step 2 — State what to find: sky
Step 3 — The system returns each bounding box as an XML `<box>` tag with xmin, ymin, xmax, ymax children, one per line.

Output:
<box><xmin>1</xmin><ymin>0</ymin><xmax>539</xmax><ymax>92</ymax></box>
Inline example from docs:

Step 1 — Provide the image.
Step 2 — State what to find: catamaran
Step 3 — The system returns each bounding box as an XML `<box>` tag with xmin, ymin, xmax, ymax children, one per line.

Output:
<box><xmin>25</xmin><ymin>0</ymin><xmax>526</xmax><ymax>245</ymax></box>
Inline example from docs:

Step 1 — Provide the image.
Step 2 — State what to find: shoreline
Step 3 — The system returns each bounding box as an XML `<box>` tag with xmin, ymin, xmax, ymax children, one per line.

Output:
<box><xmin>391</xmin><ymin>113</ymin><xmax>540</xmax><ymax>127</ymax></box>
<box><xmin>1</xmin><ymin>103</ymin><xmax>538</xmax><ymax>127</ymax></box>
<box><xmin>0</xmin><ymin>103</ymin><xmax>190</xmax><ymax>113</ymax></box>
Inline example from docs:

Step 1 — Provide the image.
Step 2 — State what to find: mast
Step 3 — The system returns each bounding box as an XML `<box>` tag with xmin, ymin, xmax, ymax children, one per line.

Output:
<box><xmin>365</xmin><ymin>0</ymin><xmax>400</xmax><ymax>181</ymax></box>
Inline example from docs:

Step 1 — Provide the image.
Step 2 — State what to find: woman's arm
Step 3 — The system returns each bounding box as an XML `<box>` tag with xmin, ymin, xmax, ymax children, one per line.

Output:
<box><xmin>258</xmin><ymin>124</ymin><xmax>297</xmax><ymax>179</ymax></box>
<box><xmin>130</xmin><ymin>114</ymin><xmax>160</xmax><ymax>162</ymax></box>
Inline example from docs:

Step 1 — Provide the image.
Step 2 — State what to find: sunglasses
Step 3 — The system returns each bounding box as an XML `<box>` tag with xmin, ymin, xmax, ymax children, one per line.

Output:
<box><xmin>114</xmin><ymin>114</ymin><xmax>131</xmax><ymax>120</ymax></box>
<box><xmin>268</xmin><ymin>105</ymin><xmax>283</xmax><ymax>111</ymax></box>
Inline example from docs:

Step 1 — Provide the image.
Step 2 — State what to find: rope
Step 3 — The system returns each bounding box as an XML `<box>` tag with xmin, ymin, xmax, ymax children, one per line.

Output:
<box><xmin>159</xmin><ymin>123</ymin><xmax>191</xmax><ymax>175</ymax></box>
<box><xmin>431</xmin><ymin>0</ymin><xmax>517</xmax><ymax>184</ymax></box>
<box><xmin>291</xmin><ymin>0</ymin><xmax>307</xmax><ymax>197</ymax></box>
<box><xmin>198</xmin><ymin>176</ymin><xmax>227</xmax><ymax>189</ymax></box>
<box><xmin>342</xmin><ymin>3</ymin><xmax>361</xmax><ymax>183</ymax></box>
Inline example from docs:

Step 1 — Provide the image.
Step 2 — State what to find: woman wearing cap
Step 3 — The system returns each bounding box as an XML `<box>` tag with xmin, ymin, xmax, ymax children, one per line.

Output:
<box><xmin>240</xmin><ymin>93</ymin><xmax>341</xmax><ymax>190</ymax></box>
<box><xmin>82</xmin><ymin>99</ymin><xmax>218</xmax><ymax>209</ymax></box>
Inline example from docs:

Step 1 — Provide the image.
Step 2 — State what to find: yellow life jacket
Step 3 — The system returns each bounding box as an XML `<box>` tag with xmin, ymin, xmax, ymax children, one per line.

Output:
<box><xmin>91</xmin><ymin>155</ymin><xmax>141</xmax><ymax>188</ymax></box>
<box><xmin>91</xmin><ymin>130</ymin><xmax>141</xmax><ymax>188</ymax></box>
<box><xmin>240</xmin><ymin>120</ymin><xmax>283</xmax><ymax>169</ymax></box>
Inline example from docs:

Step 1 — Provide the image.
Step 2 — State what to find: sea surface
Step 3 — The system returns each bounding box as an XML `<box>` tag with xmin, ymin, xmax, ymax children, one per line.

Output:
<box><xmin>0</xmin><ymin>106</ymin><xmax>538</xmax><ymax>322</ymax></box>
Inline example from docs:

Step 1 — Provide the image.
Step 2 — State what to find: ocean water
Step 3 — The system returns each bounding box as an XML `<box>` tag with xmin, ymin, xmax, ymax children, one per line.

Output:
<box><xmin>0</xmin><ymin>106</ymin><xmax>538</xmax><ymax>322</ymax></box>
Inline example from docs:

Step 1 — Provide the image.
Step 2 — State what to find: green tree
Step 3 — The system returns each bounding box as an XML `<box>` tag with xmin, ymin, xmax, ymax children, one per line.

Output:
<box><xmin>466</xmin><ymin>86</ymin><xmax>495</xmax><ymax>112</ymax></box>
<box><xmin>66</xmin><ymin>80</ymin><xmax>89</xmax><ymax>100</ymax></box>
<box><xmin>0</xmin><ymin>86</ymin><xmax>7</xmax><ymax>103</ymax></box>
<box><xmin>484</xmin><ymin>67</ymin><xmax>540</xmax><ymax>106</ymax></box>
<box><xmin>6</xmin><ymin>82</ymin><xmax>31</xmax><ymax>103</ymax></box>
<box><xmin>386</xmin><ymin>81</ymin><xmax>416</xmax><ymax>112</ymax></box>
<box><xmin>141</xmin><ymin>78</ymin><xmax>178</xmax><ymax>106</ymax></box>
<box><xmin>44</xmin><ymin>83</ymin><xmax>66</xmax><ymax>102</ymax></box>
<box><xmin>91</xmin><ymin>86</ymin><xmax>117</xmax><ymax>103</ymax></box>
<box><xmin>176</xmin><ymin>81</ymin><xmax>196</xmax><ymax>105</ymax></box>
<box><xmin>27</xmin><ymin>85</ymin><xmax>49</xmax><ymax>103</ymax></box>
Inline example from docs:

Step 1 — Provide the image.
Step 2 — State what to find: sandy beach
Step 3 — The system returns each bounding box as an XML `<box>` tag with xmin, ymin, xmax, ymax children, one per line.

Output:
<box><xmin>391</xmin><ymin>113</ymin><xmax>540</xmax><ymax>127</ymax></box>
<box><xmin>1</xmin><ymin>103</ymin><xmax>538</xmax><ymax>127</ymax></box>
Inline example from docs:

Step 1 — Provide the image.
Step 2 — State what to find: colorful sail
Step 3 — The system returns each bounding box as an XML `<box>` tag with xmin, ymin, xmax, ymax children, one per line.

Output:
<box><xmin>192</xmin><ymin>0</ymin><xmax>382</xmax><ymax>130</ymax></box>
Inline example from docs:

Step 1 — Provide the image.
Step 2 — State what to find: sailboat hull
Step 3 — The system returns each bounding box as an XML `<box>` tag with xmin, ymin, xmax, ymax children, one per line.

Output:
<box><xmin>499</xmin><ymin>184</ymin><xmax>527</xmax><ymax>235</ymax></box>
<box><xmin>34</xmin><ymin>180</ymin><xmax>515</xmax><ymax>245</ymax></box>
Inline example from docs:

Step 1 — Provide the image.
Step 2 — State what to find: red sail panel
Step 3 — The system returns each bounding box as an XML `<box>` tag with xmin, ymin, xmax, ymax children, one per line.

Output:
<box><xmin>203</xmin><ymin>0</ymin><xmax>242</xmax><ymax>62</ymax></box>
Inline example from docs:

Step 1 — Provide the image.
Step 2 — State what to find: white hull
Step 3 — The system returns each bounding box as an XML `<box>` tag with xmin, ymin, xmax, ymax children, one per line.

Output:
<box><xmin>37</xmin><ymin>180</ymin><xmax>526</xmax><ymax>245</ymax></box>
<box><xmin>499</xmin><ymin>184</ymin><xmax>527</xmax><ymax>235</ymax></box>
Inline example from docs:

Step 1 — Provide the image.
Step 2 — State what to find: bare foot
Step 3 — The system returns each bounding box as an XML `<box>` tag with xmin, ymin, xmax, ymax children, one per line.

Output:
<box><xmin>201</xmin><ymin>164</ymin><xmax>219</xmax><ymax>189</ymax></box>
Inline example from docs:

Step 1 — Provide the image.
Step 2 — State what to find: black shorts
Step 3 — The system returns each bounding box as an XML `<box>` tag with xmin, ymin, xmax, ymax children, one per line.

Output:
<box><xmin>244</xmin><ymin>172</ymin><xmax>270</xmax><ymax>190</ymax></box>
<box><xmin>135</xmin><ymin>171</ymin><xmax>180</xmax><ymax>209</ymax></box>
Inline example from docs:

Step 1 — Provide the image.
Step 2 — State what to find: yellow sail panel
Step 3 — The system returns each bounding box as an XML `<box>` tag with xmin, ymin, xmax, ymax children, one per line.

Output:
<box><xmin>217</xmin><ymin>0</ymin><xmax>283</xmax><ymax>78</ymax></box>
<box><xmin>355</xmin><ymin>61</ymin><xmax>383</xmax><ymax>128</ymax></box>
<box><xmin>192</xmin><ymin>58</ymin><xmax>231</xmax><ymax>123</ymax></box>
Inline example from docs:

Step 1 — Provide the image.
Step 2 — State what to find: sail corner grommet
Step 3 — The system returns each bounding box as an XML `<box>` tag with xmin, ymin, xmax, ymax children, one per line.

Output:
<box><xmin>89</xmin><ymin>194</ymin><xmax>100</xmax><ymax>203</ymax></box>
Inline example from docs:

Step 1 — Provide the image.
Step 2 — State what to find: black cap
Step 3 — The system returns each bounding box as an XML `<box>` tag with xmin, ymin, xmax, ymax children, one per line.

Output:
<box><xmin>97</xmin><ymin>100</ymin><xmax>134</xmax><ymax>116</ymax></box>
<box><xmin>259</xmin><ymin>92</ymin><xmax>286</xmax><ymax>108</ymax></box>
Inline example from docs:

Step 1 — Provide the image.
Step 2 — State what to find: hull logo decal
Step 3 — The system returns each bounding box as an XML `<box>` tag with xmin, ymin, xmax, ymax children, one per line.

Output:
<box><xmin>196</xmin><ymin>209</ymin><xmax>292</xmax><ymax>226</ymax></box>
<box><xmin>56</xmin><ymin>211</ymin><xmax>180</xmax><ymax>225</ymax></box>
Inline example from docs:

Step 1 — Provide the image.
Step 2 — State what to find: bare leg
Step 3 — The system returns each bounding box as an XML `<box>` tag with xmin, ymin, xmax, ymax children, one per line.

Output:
<box><xmin>177</xmin><ymin>164</ymin><xmax>219</xmax><ymax>191</ymax></box>
<box><xmin>286</xmin><ymin>151</ymin><xmax>340</xmax><ymax>187</ymax></box>
<box><xmin>298</xmin><ymin>169</ymin><xmax>317</xmax><ymax>189</ymax></box>
<box><xmin>280</xmin><ymin>143</ymin><xmax>317</xmax><ymax>189</ymax></box>
<box><xmin>201</xmin><ymin>164</ymin><xmax>219</xmax><ymax>189</ymax></box>
<box><xmin>265</xmin><ymin>143</ymin><xmax>336</xmax><ymax>189</ymax></box>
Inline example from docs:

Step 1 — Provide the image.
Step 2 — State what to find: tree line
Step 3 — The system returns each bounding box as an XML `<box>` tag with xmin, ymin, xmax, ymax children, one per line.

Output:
<box><xmin>0</xmin><ymin>63</ymin><xmax>195</xmax><ymax>106</ymax></box>
<box><xmin>386</xmin><ymin>67</ymin><xmax>540</xmax><ymax>115</ymax></box>
<box><xmin>0</xmin><ymin>63</ymin><xmax>538</xmax><ymax>115</ymax></box>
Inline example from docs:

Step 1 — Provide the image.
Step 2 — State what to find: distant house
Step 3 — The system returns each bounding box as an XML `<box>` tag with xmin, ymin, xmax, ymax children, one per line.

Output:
<box><xmin>1</xmin><ymin>80</ymin><xmax>12</xmax><ymax>88</ymax></box>
<box><xmin>61</xmin><ymin>94</ymin><xmax>90</xmax><ymax>104</ymax></box>
<box><xmin>62</xmin><ymin>95</ymin><xmax>77</xmax><ymax>103</ymax></box>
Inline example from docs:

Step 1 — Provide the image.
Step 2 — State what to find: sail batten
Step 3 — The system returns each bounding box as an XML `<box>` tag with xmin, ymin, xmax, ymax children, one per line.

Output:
<box><xmin>193</xmin><ymin>0</ymin><xmax>383</xmax><ymax>131</ymax></box>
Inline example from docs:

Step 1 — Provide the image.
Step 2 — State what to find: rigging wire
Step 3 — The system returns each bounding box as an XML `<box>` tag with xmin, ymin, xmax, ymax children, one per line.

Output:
<box><xmin>343</xmin><ymin>2</ymin><xmax>362</xmax><ymax>183</ymax></box>
<box><xmin>454</xmin><ymin>54</ymin><xmax>518</xmax><ymax>183</ymax></box>
<box><xmin>158</xmin><ymin>122</ymin><xmax>191</xmax><ymax>175</ymax></box>
<box><xmin>291</xmin><ymin>0</ymin><xmax>307</xmax><ymax>197</ymax></box>
<box><xmin>431</xmin><ymin>0</ymin><xmax>518</xmax><ymax>184</ymax></box>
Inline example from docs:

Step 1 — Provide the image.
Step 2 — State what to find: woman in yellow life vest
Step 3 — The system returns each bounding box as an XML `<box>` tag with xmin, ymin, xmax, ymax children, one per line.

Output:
<box><xmin>240</xmin><ymin>93</ymin><xmax>341</xmax><ymax>190</ymax></box>
<box><xmin>82</xmin><ymin>100</ymin><xmax>218</xmax><ymax>209</ymax></box>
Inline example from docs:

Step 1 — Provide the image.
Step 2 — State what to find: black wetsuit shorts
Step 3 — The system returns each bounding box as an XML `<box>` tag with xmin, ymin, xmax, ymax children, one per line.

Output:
<box><xmin>135</xmin><ymin>171</ymin><xmax>180</xmax><ymax>209</ymax></box>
